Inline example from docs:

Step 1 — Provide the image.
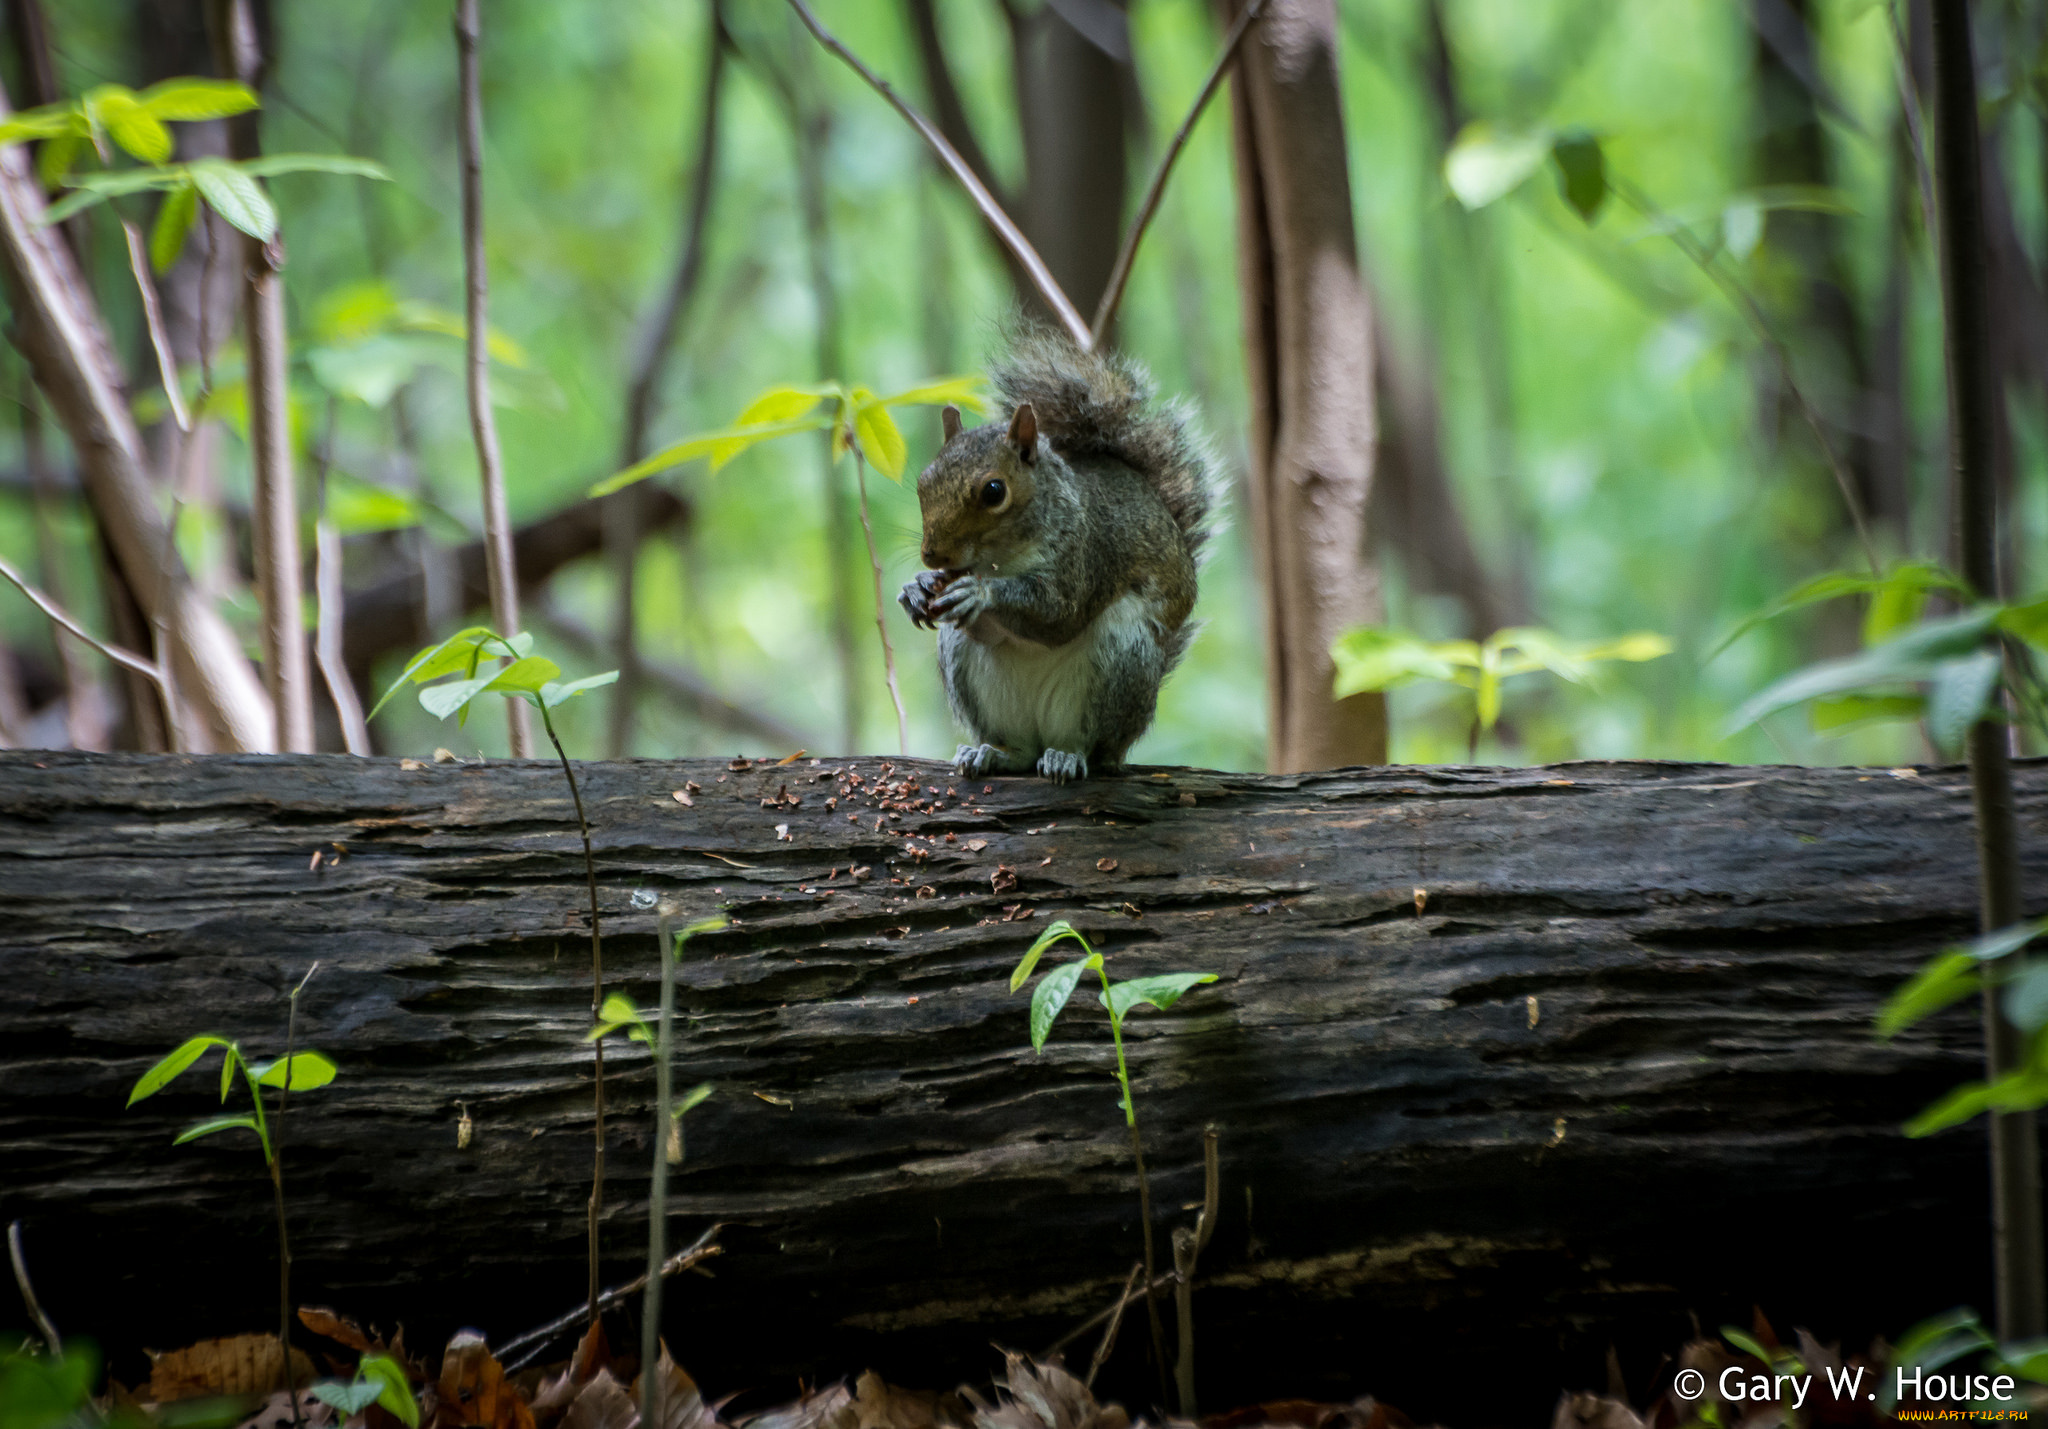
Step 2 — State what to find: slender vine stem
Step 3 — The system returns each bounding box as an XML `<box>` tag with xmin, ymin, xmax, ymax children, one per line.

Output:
<box><xmin>851</xmin><ymin>449</ymin><xmax>908</xmax><ymax>755</ymax></box>
<box><xmin>1092</xmin><ymin>961</ymin><xmax>1169</xmax><ymax>1402</ymax></box>
<box><xmin>539</xmin><ymin>702</ymin><xmax>606</xmax><ymax>1326</ymax></box>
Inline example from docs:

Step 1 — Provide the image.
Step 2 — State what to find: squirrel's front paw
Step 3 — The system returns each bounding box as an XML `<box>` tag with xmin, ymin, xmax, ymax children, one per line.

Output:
<box><xmin>898</xmin><ymin>570</ymin><xmax>953</xmax><ymax>631</ymax></box>
<box><xmin>929</xmin><ymin>573</ymin><xmax>990</xmax><ymax>627</ymax></box>
<box><xmin>954</xmin><ymin>743</ymin><xmax>1022</xmax><ymax>778</ymax></box>
<box><xmin>1036</xmin><ymin>749</ymin><xmax>1089</xmax><ymax>784</ymax></box>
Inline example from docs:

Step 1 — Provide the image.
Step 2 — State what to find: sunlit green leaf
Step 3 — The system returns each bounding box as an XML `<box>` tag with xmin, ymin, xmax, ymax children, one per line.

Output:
<box><xmin>253</xmin><ymin>1051</ymin><xmax>337</xmax><ymax>1092</ymax></box>
<box><xmin>138</xmin><ymin>77</ymin><xmax>260</xmax><ymax>122</ymax></box>
<box><xmin>1029</xmin><ymin>961</ymin><xmax>1088</xmax><ymax>1053</ymax></box>
<box><xmin>1810</xmin><ymin>693</ymin><xmax>1923</xmax><ymax>732</ymax></box>
<box><xmin>108</xmin><ymin>110</ymin><xmax>173</xmax><ymax>164</ymax></box>
<box><xmin>1877</xmin><ymin>951</ymin><xmax>1981</xmax><ymax>1038</ymax></box>
<box><xmin>676</xmin><ymin>1082</ymin><xmax>714</xmax><ymax>1116</ymax></box>
<box><xmin>173</xmin><ymin>1114</ymin><xmax>261</xmax><ymax>1145</ymax></box>
<box><xmin>589</xmin><ymin>414</ymin><xmax>833</xmax><ymax>496</ymax></box>
<box><xmin>0</xmin><ymin>106</ymin><xmax>81</xmax><ymax>146</ymax></box>
<box><xmin>37</xmin><ymin>131</ymin><xmax>82</xmax><ymax>189</ymax></box>
<box><xmin>1905</xmin><ymin>1066</ymin><xmax>2048</xmax><ymax>1137</ymax></box>
<box><xmin>1012</xmin><ymin>919</ymin><xmax>1091</xmax><ymax>992</ymax></box>
<box><xmin>1330</xmin><ymin>628</ymin><xmax>1472</xmax><ymax>697</ymax></box>
<box><xmin>1445</xmin><ymin>122</ymin><xmax>1550</xmax><ymax>209</ymax></box>
<box><xmin>238</xmin><ymin>153</ymin><xmax>388</xmax><ymax>182</ymax></box>
<box><xmin>483</xmin><ymin>656</ymin><xmax>562</xmax><ymax>697</ymax></box>
<box><xmin>734</xmin><ymin>385</ymin><xmax>832</xmax><ymax>426</ymax></box>
<box><xmin>853</xmin><ymin>397</ymin><xmax>907</xmax><ymax>480</ymax></box>
<box><xmin>356</xmin><ymin>1355</ymin><xmax>418</xmax><ymax>1428</ymax></box>
<box><xmin>419</xmin><ymin>673</ymin><xmax>498</xmax><ymax>722</ymax></box>
<box><xmin>1101</xmin><ymin>972</ymin><xmax>1218</xmax><ymax>1020</ymax></box>
<box><xmin>150</xmin><ymin>180</ymin><xmax>198</xmax><ymax>272</ymax></box>
<box><xmin>189</xmin><ymin>156</ymin><xmax>275</xmax><ymax>240</ymax></box>
<box><xmin>2001</xmin><ymin>596</ymin><xmax>2048</xmax><ymax>648</ymax></box>
<box><xmin>128</xmin><ymin>1034</ymin><xmax>230</xmax><ymax>1105</ymax></box>
<box><xmin>880</xmin><ymin>376</ymin><xmax>987</xmax><ymax>413</ymax></box>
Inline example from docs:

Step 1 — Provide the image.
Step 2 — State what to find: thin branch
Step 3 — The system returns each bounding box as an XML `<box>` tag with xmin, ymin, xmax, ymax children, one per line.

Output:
<box><xmin>494</xmin><ymin>1224</ymin><xmax>723</xmax><ymax>1371</ymax></box>
<box><xmin>0</xmin><ymin>551</ymin><xmax>167</xmax><ymax>689</ymax></box>
<box><xmin>852</xmin><ymin>449</ymin><xmax>908</xmax><ymax>756</ymax></box>
<box><xmin>7</xmin><ymin>1221</ymin><xmax>61</xmax><ymax>1355</ymax></box>
<box><xmin>455</xmin><ymin>0</ymin><xmax>532</xmax><ymax>758</ymax></box>
<box><xmin>1090</xmin><ymin>0</ymin><xmax>1266</xmax><ymax>342</ymax></box>
<box><xmin>119</xmin><ymin>220</ymin><xmax>190</xmax><ymax>432</ymax></box>
<box><xmin>783</xmin><ymin>0</ymin><xmax>1091</xmax><ymax>349</ymax></box>
<box><xmin>1044</xmin><ymin>1268</ymin><xmax>1182</xmax><ymax>1360</ymax></box>
<box><xmin>311</xmin><ymin>399</ymin><xmax>369</xmax><ymax>755</ymax></box>
<box><xmin>1611</xmin><ymin>177</ymin><xmax>1880</xmax><ymax>575</ymax></box>
<box><xmin>1084</xmin><ymin>1262</ymin><xmax>1142</xmax><ymax>1390</ymax></box>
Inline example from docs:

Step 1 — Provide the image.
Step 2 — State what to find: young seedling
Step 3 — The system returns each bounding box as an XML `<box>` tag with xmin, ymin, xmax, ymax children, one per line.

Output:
<box><xmin>371</xmin><ymin>626</ymin><xmax>618</xmax><ymax>1323</ymax></box>
<box><xmin>309</xmin><ymin>1353</ymin><xmax>419</xmax><ymax>1429</ymax></box>
<box><xmin>1009</xmin><ymin>919</ymin><xmax>1215</xmax><ymax>1396</ymax></box>
<box><xmin>587</xmin><ymin>908</ymin><xmax>721</xmax><ymax>1429</ymax></box>
<box><xmin>127</xmin><ymin>967</ymin><xmax>334</xmax><ymax>1429</ymax></box>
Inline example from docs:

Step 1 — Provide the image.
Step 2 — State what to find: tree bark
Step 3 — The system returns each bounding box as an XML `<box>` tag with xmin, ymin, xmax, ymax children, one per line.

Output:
<box><xmin>1220</xmin><ymin>0</ymin><xmax>1385</xmax><ymax>771</ymax></box>
<box><xmin>0</xmin><ymin>83</ymin><xmax>272</xmax><ymax>752</ymax></box>
<box><xmin>0</xmin><ymin>753</ymin><xmax>2036</xmax><ymax>1421</ymax></box>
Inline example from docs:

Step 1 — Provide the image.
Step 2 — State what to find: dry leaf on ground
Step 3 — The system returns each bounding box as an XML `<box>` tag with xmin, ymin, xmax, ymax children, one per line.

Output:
<box><xmin>150</xmin><ymin>1335</ymin><xmax>315</xmax><ymax>1402</ymax></box>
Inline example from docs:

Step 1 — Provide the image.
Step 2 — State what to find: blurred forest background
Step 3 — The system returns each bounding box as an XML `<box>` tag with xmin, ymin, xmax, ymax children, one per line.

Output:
<box><xmin>3</xmin><ymin>0</ymin><xmax>2043</xmax><ymax>772</ymax></box>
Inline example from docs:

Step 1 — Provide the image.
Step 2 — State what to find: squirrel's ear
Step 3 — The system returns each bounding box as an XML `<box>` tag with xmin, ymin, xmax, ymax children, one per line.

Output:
<box><xmin>1007</xmin><ymin>402</ymin><xmax>1038</xmax><ymax>463</ymax></box>
<box><xmin>941</xmin><ymin>405</ymin><xmax>962</xmax><ymax>442</ymax></box>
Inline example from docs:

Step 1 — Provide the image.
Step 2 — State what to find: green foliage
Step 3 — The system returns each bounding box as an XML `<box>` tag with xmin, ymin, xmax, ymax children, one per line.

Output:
<box><xmin>309</xmin><ymin>1354</ymin><xmax>418</xmax><ymax>1429</ymax></box>
<box><xmin>1008</xmin><ymin>919</ymin><xmax>1215</xmax><ymax>1127</ymax></box>
<box><xmin>1331</xmin><ymin>625</ymin><xmax>1670</xmax><ymax>749</ymax></box>
<box><xmin>127</xmin><ymin>1034</ymin><xmax>336</xmax><ymax>1165</ymax></box>
<box><xmin>0</xmin><ymin>80</ymin><xmax>255</xmax><ymax>176</ymax></box>
<box><xmin>0</xmin><ymin>1340</ymin><xmax>99</xmax><ymax>1429</ymax></box>
<box><xmin>43</xmin><ymin>154</ymin><xmax>388</xmax><ymax>264</ymax></box>
<box><xmin>1878</xmin><ymin>919</ymin><xmax>2048</xmax><ymax>1136</ymax></box>
<box><xmin>369</xmin><ymin>627</ymin><xmax>617</xmax><ymax>728</ymax></box>
<box><xmin>1877</xmin><ymin>1309</ymin><xmax>2048</xmax><ymax>1412</ymax></box>
<box><xmin>590</xmin><ymin>376</ymin><xmax>985</xmax><ymax>496</ymax></box>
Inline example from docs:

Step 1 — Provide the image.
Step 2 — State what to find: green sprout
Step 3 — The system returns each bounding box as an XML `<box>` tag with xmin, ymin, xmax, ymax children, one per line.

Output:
<box><xmin>308</xmin><ymin>1354</ymin><xmax>419</xmax><ymax>1429</ymax></box>
<box><xmin>1009</xmin><ymin>920</ymin><xmax>1215</xmax><ymax>1386</ymax></box>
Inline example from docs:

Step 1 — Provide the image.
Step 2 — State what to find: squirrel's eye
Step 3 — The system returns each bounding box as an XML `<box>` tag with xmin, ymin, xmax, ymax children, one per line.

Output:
<box><xmin>979</xmin><ymin>479</ymin><xmax>1007</xmax><ymax>508</ymax></box>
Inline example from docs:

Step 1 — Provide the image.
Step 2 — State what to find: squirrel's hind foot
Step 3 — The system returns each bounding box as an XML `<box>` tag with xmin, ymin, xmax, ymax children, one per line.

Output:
<box><xmin>954</xmin><ymin>743</ymin><xmax>1024</xmax><ymax>779</ymax></box>
<box><xmin>1036</xmin><ymin>749</ymin><xmax>1089</xmax><ymax>784</ymax></box>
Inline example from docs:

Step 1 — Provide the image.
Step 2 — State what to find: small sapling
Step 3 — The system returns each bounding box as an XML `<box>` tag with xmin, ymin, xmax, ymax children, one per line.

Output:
<box><xmin>309</xmin><ymin>1353</ymin><xmax>419</xmax><ymax>1429</ymax></box>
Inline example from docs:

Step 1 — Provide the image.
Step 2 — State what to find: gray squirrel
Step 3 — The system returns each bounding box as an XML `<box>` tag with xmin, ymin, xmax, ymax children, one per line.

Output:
<box><xmin>898</xmin><ymin>327</ymin><xmax>1214</xmax><ymax>783</ymax></box>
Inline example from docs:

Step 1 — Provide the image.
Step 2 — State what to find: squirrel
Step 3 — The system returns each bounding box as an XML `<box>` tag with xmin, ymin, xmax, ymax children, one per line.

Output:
<box><xmin>897</xmin><ymin>326</ymin><xmax>1214</xmax><ymax>783</ymax></box>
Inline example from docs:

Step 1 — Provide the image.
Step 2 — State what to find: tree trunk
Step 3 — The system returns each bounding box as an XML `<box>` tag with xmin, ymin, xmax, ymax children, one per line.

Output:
<box><xmin>0</xmin><ymin>752</ymin><xmax>2035</xmax><ymax>1422</ymax></box>
<box><xmin>1220</xmin><ymin>0</ymin><xmax>1385</xmax><ymax>771</ymax></box>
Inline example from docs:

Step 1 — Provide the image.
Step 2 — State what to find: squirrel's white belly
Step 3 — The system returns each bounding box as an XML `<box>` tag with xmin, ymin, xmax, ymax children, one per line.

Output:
<box><xmin>959</xmin><ymin>591</ymin><xmax>1151</xmax><ymax>753</ymax></box>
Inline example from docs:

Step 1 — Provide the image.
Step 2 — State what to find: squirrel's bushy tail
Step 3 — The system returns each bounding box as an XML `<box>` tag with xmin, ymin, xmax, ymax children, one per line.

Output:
<box><xmin>988</xmin><ymin>321</ymin><xmax>1217</xmax><ymax>559</ymax></box>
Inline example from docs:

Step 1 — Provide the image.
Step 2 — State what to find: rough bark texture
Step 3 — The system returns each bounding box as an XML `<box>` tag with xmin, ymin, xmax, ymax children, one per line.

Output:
<box><xmin>1221</xmin><ymin>0</ymin><xmax>1386</xmax><ymax>771</ymax></box>
<box><xmin>0</xmin><ymin>753</ymin><xmax>2038</xmax><ymax>1420</ymax></box>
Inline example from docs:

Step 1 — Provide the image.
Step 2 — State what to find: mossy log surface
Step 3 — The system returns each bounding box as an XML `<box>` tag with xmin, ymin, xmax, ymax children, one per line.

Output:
<box><xmin>0</xmin><ymin>752</ymin><xmax>2038</xmax><ymax>1418</ymax></box>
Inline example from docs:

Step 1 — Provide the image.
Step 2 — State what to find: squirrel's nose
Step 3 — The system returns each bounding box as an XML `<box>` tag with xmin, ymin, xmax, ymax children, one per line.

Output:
<box><xmin>922</xmin><ymin>544</ymin><xmax>951</xmax><ymax>569</ymax></box>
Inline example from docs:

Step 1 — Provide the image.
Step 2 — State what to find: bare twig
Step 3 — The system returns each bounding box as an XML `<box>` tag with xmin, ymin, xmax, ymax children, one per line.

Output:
<box><xmin>852</xmin><ymin>448</ymin><xmax>908</xmax><ymax>755</ymax></box>
<box><xmin>1172</xmin><ymin>1126</ymin><xmax>1220</xmax><ymax>1416</ymax></box>
<box><xmin>0</xmin><ymin>552</ymin><xmax>167</xmax><ymax>690</ymax></box>
<box><xmin>119</xmin><ymin>221</ymin><xmax>190</xmax><ymax>432</ymax></box>
<box><xmin>783</xmin><ymin>0</ymin><xmax>1091</xmax><ymax>348</ymax></box>
<box><xmin>1090</xmin><ymin>0</ymin><xmax>1266</xmax><ymax>342</ymax></box>
<box><xmin>311</xmin><ymin>400</ymin><xmax>369</xmax><ymax>754</ymax></box>
<box><xmin>1085</xmin><ymin>1262</ymin><xmax>1142</xmax><ymax>1390</ymax></box>
<box><xmin>494</xmin><ymin>1224</ymin><xmax>723</xmax><ymax>1372</ymax></box>
<box><xmin>1044</xmin><ymin>1268</ymin><xmax>1181</xmax><ymax>1360</ymax></box>
<box><xmin>454</xmin><ymin>0</ymin><xmax>532</xmax><ymax>758</ymax></box>
<box><xmin>7</xmin><ymin>1221</ymin><xmax>61</xmax><ymax>1355</ymax></box>
<box><xmin>1611</xmin><ymin>177</ymin><xmax>1880</xmax><ymax>575</ymax></box>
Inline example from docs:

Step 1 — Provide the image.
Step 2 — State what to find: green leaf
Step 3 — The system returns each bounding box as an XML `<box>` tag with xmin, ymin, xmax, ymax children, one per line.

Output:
<box><xmin>368</xmin><ymin>628</ymin><xmax>495</xmax><ymax>719</ymax></box>
<box><xmin>2000</xmin><ymin>596</ymin><xmax>2048</xmax><ymax>649</ymax></box>
<box><xmin>44</xmin><ymin>166</ymin><xmax>188</xmax><ymax>225</ymax></box>
<box><xmin>1724</xmin><ymin>608</ymin><xmax>2001</xmax><ymax>735</ymax></box>
<box><xmin>419</xmin><ymin>673</ymin><xmax>498</xmax><ymax>722</ymax></box>
<box><xmin>676</xmin><ymin>1082</ymin><xmax>714</xmax><ymax>1116</ymax></box>
<box><xmin>1956</xmin><ymin>919</ymin><xmax>2048</xmax><ymax>963</ymax></box>
<box><xmin>172</xmin><ymin>1114</ymin><xmax>262</xmax><ymax>1145</ymax></box>
<box><xmin>1330</xmin><ymin>627</ymin><xmax>1473</xmax><ymax>697</ymax></box>
<box><xmin>1029</xmin><ymin>961</ymin><xmax>1088</xmax><ymax>1053</ymax></box>
<box><xmin>253</xmin><ymin>1051</ymin><xmax>337</xmax><ymax>1092</ymax></box>
<box><xmin>1926</xmin><ymin>649</ymin><xmax>2004</xmax><ymax>754</ymax></box>
<box><xmin>311</xmin><ymin>1383</ymin><xmax>383</xmax><ymax>1416</ymax></box>
<box><xmin>237</xmin><ymin>153</ymin><xmax>388</xmax><ymax>182</ymax></box>
<box><xmin>189</xmin><ymin>156</ymin><xmax>276</xmax><ymax>240</ymax></box>
<box><xmin>1810</xmin><ymin>693</ymin><xmax>1924</xmax><ymax>732</ymax></box>
<box><xmin>539</xmin><ymin>671</ymin><xmax>620</xmax><ymax>710</ymax></box>
<box><xmin>1905</xmin><ymin>1066</ymin><xmax>2048</xmax><ymax>1137</ymax></box>
<box><xmin>675</xmin><ymin>915</ymin><xmax>728</xmax><ymax>949</ymax></box>
<box><xmin>357</xmin><ymin>1356</ymin><xmax>419</xmax><ymax>1429</ymax></box>
<box><xmin>733</xmin><ymin>385</ymin><xmax>832</xmax><ymax>426</ymax></box>
<box><xmin>1011</xmin><ymin>919</ymin><xmax>1092</xmax><ymax>992</ymax></box>
<box><xmin>128</xmin><ymin>1034</ymin><xmax>230</xmax><ymax>1105</ymax></box>
<box><xmin>1721</xmin><ymin>1327</ymin><xmax>1773</xmax><ymax>1362</ymax></box>
<box><xmin>879</xmin><ymin>376</ymin><xmax>988</xmax><ymax>413</ymax></box>
<box><xmin>1708</xmin><ymin>562</ymin><xmax>1965</xmax><ymax>661</ymax></box>
<box><xmin>482</xmin><ymin>656</ymin><xmax>562</xmax><ymax>697</ymax></box>
<box><xmin>2005</xmin><ymin>962</ymin><xmax>2048</xmax><ymax>1034</ymax></box>
<box><xmin>138</xmin><ymin>77</ymin><xmax>260</xmax><ymax>122</ymax></box>
<box><xmin>109</xmin><ymin>111</ymin><xmax>173</xmax><ymax>164</ymax></box>
<box><xmin>1878</xmin><ymin>952</ymin><xmax>1980</xmax><ymax>1038</ymax></box>
<box><xmin>1101</xmin><ymin>972</ymin><xmax>1218</xmax><ymax>1019</ymax></box>
<box><xmin>0</xmin><ymin>107</ymin><xmax>82</xmax><ymax>146</ymax></box>
<box><xmin>853</xmin><ymin>397</ymin><xmax>908</xmax><ymax>480</ymax></box>
<box><xmin>37</xmin><ymin>131</ymin><xmax>83</xmax><ymax>189</ymax></box>
<box><xmin>1550</xmin><ymin>129</ymin><xmax>1606</xmax><ymax>221</ymax></box>
<box><xmin>1445</xmin><ymin>122</ymin><xmax>1551</xmax><ymax>209</ymax></box>
<box><xmin>150</xmin><ymin>180</ymin><xmax>199</xmax><ymax>272</ymax></box>
<box><xmin>599</xmin><ymin>992</ymin><xmax>644</xmax><ymax>1025</ymax></box>
<box><xmin>588</xmin><ymin>414</ymin><xmax>833</xmax><ymax>497</ymax></box>
<box><xmin>222</xmin><ymin>1043</ymin><xmax>239</xmax><ymax>1101</ymax></box>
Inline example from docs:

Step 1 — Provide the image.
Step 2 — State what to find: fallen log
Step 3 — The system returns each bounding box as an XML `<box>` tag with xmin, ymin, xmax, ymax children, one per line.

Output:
<box><xmin>0</xmin><ymin>752</ymin><xmax>2038</xmax><ymax>1422</ymax></box>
